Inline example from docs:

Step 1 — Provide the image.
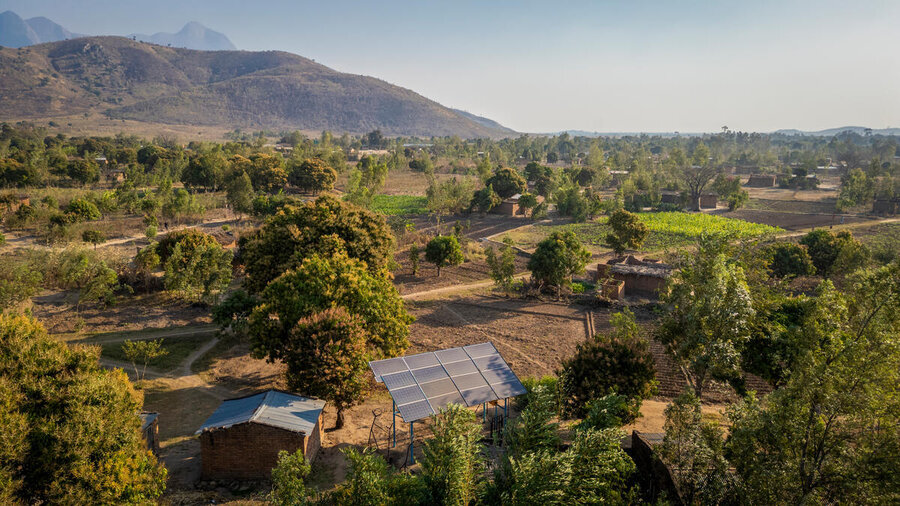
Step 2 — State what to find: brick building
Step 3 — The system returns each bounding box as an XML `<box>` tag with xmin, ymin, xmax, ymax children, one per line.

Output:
<box><xmin>196</xmin><ymin>390</ymin><xmax>326</xmax><ymax>481</ymax></box>
<box><xmin>595</xmin><ymin>256</ymin><xmax>673</xmax><ymax>298</ymax></box>
<box><xmin>746</xmin><ymin>174</ymin><xmax>776</xmax><ymax>187</ymax></box>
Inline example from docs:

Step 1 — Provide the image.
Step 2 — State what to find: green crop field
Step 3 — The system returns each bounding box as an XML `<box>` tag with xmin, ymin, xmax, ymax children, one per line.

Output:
<box><xmin>503</xmin><ymin>212</ymin><xmax>784</xmax><ymax>252</ymax></box>
<box><xmin>371</xmin><ymin>195</ymin><xmax>429</xmax><ymax>215</ymax></box>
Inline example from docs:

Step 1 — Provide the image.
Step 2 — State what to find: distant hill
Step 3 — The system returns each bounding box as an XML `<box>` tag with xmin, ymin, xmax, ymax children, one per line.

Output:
<box><xmin>775</xmin><ymin>126</ymin><xmax>900</xmax><ymax>136</ymax></box>
<box><xmin>0</xmin><ymin>36</ymin><xmax>513</xmax><ymax>138</ymax></box>
<box><xmin>131</xmin><ymin>22</ymin><xmax>236</xmax><ymax>51</ymax></box>
<box><xmin>451</xmin><ymin>109</ymin><xmax>515</xmax><ymax>135</ymax></box>
<box><xmin>0</xmin><ymin>11</ymin><xmax>84</xmax><ymax>47</ymax></box>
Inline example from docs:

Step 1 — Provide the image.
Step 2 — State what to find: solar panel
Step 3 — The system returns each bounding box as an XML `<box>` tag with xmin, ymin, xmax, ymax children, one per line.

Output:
<box><xmin>398</xmin><ymin>399</ymin><xmax>434</xmax><ymax>422</ymax></box>
<box><xmin>451</xmin><ymin>372</ymin><xmax>490</xmax><ymax>390</ymax></box>
<box><xmin>481</xmin><ymin>367</ymin><xmax>518</xmax><ymax>385</ymax></box>
<box><xmin>490</xmin><ymin>380</ymin><xmax>527</xmax><ymax>398</ymax></box>
<box><xmin>460</xmin><ymin>385</ymin><xmax>498</xmax><ymax>405</ymax></box>
<box><xmin>473</xmin><ymin>354</ymin><xmax>507</xmax><ymax>371</ymax></box>
<box><xmin>420</xmin><ymin>378</ymin><xmax>457</xmax><ymax>398</ymax></box>
<box><xmin>382</xmin><ymin>370</ymin><xmax>416</xmax><ymax>390</ymax></box>
<box><xmin>369</xmin><ymin>342</ymin><xmax>525</xmax><ymax>422</ymax></box>
<box><xmin>435</xmin><ymin>347</ymin><xmax>468</xmax><ymax>363</ymax></box>
<box><xmin>442</xmin><ymin>360</ymin><xmax>478</xmax><ymax>376</ymax></box>
<box><xmin>464</xmin><ymin>342</ymin><xmax>498</xmax><ymax>358</ymax></box>
<box><xmin>369</xmin><ymin>357</ymin><xmax>408</xmax><ymax>381</ymax></box>
<box><xmin>404</xmin><ymin>352</ymin><xmax>440</xmax><ymax>370</ymax></box>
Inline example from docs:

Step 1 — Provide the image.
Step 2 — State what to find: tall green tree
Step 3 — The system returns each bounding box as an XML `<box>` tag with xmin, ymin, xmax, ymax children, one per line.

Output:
<box><xmin>485</xmin><ymin>238</ymin><xmax>517</xmax><ymax>293</ymax></box>
<box><xmin>485</xmin><ymin>167</ymin><xmax>527</xmax><ymax>198</ymax></box>
<box><xmin>288</xmin><ymin>157</ymin><xmax>337</xmax><ymax>194</ymax></box>
<box><xmin>605</xmin><ymin>209</ymin><xmax>649</xmax><ymax>255</ymax></box>
<box><xmin>727</xmin><ymin>266</ymin><xmax>900</xmax><ymax>505</ymax></box>
<box><xmin>527</xmin><ymin>231</ymin><xmax>591</xmax><ymax>297</ymax></box>
<box><xmin>0</xmin><ymin>314</ymin><xmax>167</xmax><ymax>504</ymax></box>
<box><xmin>162</xmin><ymin>235</ymin><xmax>233</xmax><ymax>302</ymax></box>
<box><xmin>280</xmin><ymin>308</ymin><xmax>369</xmax><ymax>428</ymax></box>
<box><xmin>655</xmin><ymin>234</ymin><xmax>755</xmax><ymax>399</ymax></box>
<box><xmin>226</xmin><ymin>171</ymin><xmax>254</xmax><ymax>215</ymax></box>
<box><xmin>239</xmin><ymin>195</ymin><xmax>394</xmax><ymax>293</ymax></box>
<box><xmin>249</xmin><ymin>251</ymin><xmax>412</xmax><ymax>362</ymax></box>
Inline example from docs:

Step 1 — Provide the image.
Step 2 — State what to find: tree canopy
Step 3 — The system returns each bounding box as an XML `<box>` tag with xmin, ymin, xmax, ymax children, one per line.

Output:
<box><xmin>527</xmin><ymin>231</ymin><xmax>591</xmax><ymax>296</ymax></box>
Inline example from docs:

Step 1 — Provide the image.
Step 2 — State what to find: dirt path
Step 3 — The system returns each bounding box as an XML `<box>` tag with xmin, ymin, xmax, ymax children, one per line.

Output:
<box><xmin>402</xmin><ymin>272</ymin><xmax>530</xmax><ymax>301</ymax></box>
<box><xmin>79</xmin><ymin>325</ymin><xmax>218</xmax><ymax>345</ymax></box>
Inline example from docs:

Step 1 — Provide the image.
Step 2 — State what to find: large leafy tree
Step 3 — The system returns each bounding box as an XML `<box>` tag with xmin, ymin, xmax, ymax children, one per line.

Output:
<box><xmin>288</xmin><ymin>157</ymin><xmax>337</xmax><ymax>194</ymax></box>
<box><xmin>66</xmin><ymin>158</ymin><xmax>100</xmax><ymax>185</ymax></box>
<box><xmin>727</xmin><ymin>265</ymin><xmax>900</xmax><ymax>504</ymax></box>
<box><xmin>279</xmin><ymin>308</ymin><xmax>369</xmax><ymax>428</ymax></box>
<box><xmin>163</xmin><ymin>237</ymin><xmax>233</xmax><ymax>303</ymax></box>
<box><xmin>674</xmin><ymin>142</ymin><xmax>719</xmax><ymax>211</ymax></box>
<box><xmin>248</xmin><ymin>153</ymin><xmax>288</xmax><ymax>193</ymax></box>
<box><xmin>485</xmin><ymin>167</ymin><xmax>527</xmax><ymax>198</ymax></box>
<box><xmin>765</xmin><ymin>242</ymin><xmax>815</xmax><ymax>279</ymax></box>
<box><xmin>527</xmin><ymin>230</ymin><xmax>591</xmax><ymax>297</ymax></box>
<box><xmin>0</xmin><ymin>314</ymin><xmax>167</xmax><ymax>503</ymax></box>
<box><xmin>424</xmin><ymin>235</ymin><xmax>464</xmax><ymax>277</ymax></box>
<box><xmin>799</xmin><ymin>229</ymin><xmax>868</xmax><ymax>278</ymax></box>
<box><xmin>249</xmin><ymin>251</ymin><xmax>412</xmax><ymax>362</ymax></box>
<box><xmin>239</xmin><ymin>195</ymin><xmax>394</xmax><ymax>293</ymax></box>
<box><xmin>655</xmin><ymin>234</ymin><xmax>756</xmax><ymax>399</ymax></box>
<box><xmin>605</xmin><ymin>209</ymin><xmax>649</xmax><ymax>255</ymax></box>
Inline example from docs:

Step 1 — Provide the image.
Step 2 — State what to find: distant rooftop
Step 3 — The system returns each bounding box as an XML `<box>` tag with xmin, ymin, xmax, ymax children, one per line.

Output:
<box><xmin>196</xmin><ymin>390</ymin><xmax>325</xmax><ymax>435</ymax></box>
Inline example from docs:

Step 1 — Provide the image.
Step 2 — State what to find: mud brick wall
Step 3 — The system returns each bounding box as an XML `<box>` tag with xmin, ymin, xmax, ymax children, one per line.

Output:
<box><xmin>200</xmin><ymin>423</ymin><xmax>312</xmax><ymax>481</ymax></box>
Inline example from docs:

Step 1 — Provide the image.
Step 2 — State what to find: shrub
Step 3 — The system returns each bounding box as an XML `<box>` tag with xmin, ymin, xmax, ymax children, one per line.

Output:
<box><xmin>65</xmin><ymin>198</ymin><xmax>101</xmax><ymax>222</ymax></box>
<box><xmin>766</xmin><ymin>242</ymin><xmax>815</xmax><ymax>278</ymax></box>
<box><xmin>559</xmin><ymin>309</ymin><xmax>656</xmax><ymax>417</ymax></box>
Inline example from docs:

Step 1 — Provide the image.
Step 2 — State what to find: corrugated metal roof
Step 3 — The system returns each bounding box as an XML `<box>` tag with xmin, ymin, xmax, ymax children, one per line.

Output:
<box><xmin>195</xmin><ymin>390</ymin><xmax>326</xmax><ymax>436</ymax></box>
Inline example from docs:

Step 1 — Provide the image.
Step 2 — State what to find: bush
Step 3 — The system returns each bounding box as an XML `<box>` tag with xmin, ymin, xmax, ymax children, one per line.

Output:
<box><xmin>766</xmin><ymin>242</ymin><xmax>815</xmax><ymax>278</ymax></box>
<box><xmin>65</xmin><ymin>198</ymin><xmax>101</xmax><ymax>222</ymax></box>
<box><xmin>559</xmin><ymin>309</ymin><xmax>656</xmax><ymax>417</ymax></box>
<box><xmin>574</xmin><ymin>394</ymin><xmax>637</xmax><ymax>431</ymax></box>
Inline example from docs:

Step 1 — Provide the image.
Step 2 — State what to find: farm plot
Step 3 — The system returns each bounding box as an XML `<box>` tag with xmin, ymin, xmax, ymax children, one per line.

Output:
<box><xmin>503</xmin><ymin>212</ymin><xmax>783</xmax><ymax>253</ymax></box>
<box><xmin>717</xmin><ymin>209</ymin><xmax>873</xmax><ymax>231</ymax></box>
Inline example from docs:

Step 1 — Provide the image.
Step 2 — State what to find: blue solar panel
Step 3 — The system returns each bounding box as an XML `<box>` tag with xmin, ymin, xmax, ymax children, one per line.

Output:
<box><xmin>473</xmin><ymin>354</ymin><xmax>507</xmax><ymax>371</ymax></box>
<box><xmin>382</xmin><ymin>370</ymin><xmax>416</xmax><ymax>390</ymax></box>
<box><xmin>391</xmin><ymin>385</ymin><xmax>426</xmax><ymax>405</ymax></box>
<box><xmin>428</xmin><ymin>391</ymin><xmax>466</xmax><ymax>409</ymax></box>
<box><xmin>404</xmin><ymin>353</ymin><xmax>440</xmax><ymax>370</ymax></box>
<box><xmin>369</xmin><ymin>357</ymin><xmax>408</xmax><ymax>381</ymax></box>
<box><xmin>420</xmin><ymin>378</ymin><xmax>457</xmax><ymax>398</ymax></box>
<box><xmin>442</xmin><ymin>360</ymin><xmax>478</xmax><ymax>376</ymax></box>
<box><xmin>482</xmin><ymin>367</ymin><xmax>517</xmax><ymax>385</ymax></box>
<box><xmin>435</xmin><ymin>347</ymin><xmax>468</xmax><ymax>363</ymax></box>
<box><xmin>490</xmin><ymin>380</ymin><xmax>527</xmax><ymax>398</ymax></box>
<box><xmin>398</xmin><ymin>400</ymin><xmax>434</xmax><ymax>422</ymax></box>
<box><xmin>370</xmin><ymin>342</ymin><xmax>525</xmax><ymax>422</ymax></box>
<box><xmin>451</xmin><ymin>372</ymin><xmax>489</xmax><ymax>391</ymax></box>
<box><xmin>460</xmin><ymin>386</ymin><xmax>498</xmax><ymax>406</ymax></box>
<box><xmin>464</xmin><ymin>342</ymin><xmax>497</xmax><ymax>358</ymax></box>
<box><xmin>412</xmin><ymin>365</ymin><xmax>449</xmax><ymax>384</ymax></box>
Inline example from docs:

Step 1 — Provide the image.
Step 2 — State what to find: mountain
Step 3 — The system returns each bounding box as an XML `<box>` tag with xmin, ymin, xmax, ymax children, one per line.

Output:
<box><xmin>451</xmin><ymin>109</ymin><xmax>515</xmax><ymax>135</ymax></box>
<box><xmin>25</xmin><ymin>16</ymin><xmax>83</xmax><ymax>43</ymax></box>
<box><xmin>0</xmin><ymin>11</ymin><xmax>40</xmax><ymax>47</ymax></box>
<box><xmin>0</xmin><ymin>11</ymin><xmax>84</xmax><ymax>47</ymax></box>
<box><xmin>131</xmin><ymin>22</ymin><xmax>236</xmax><ymax>51</ymax></box>
<box><xmin>0</xmin><ymin>36</ymin><xmax>513</xmax><ymax>137</ymax></box>
<box><xmin>775</xmin><ymin>126</ymin><xmax>900</xmax><ymax>136</ymax></box>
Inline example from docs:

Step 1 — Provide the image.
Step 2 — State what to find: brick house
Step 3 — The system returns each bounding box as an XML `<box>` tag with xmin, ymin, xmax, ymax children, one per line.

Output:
<box><xmin>196</xmin><ymin>390</ymin><xmax>326</xmax><ymax>481</ymax></box>
<box><xmin>746</xmin><ymin>174</ymin><xmax>776</xmax><ymax>187</ymax></box>
<box><xmin>699</xmin><ymin>194</ymin><xmax>718</xmax><ymax>209</ymax></box>
<box><xmin>595</xmin><ymin>255</ymin><xmax>673</xmax><ymax>298</ymax></box>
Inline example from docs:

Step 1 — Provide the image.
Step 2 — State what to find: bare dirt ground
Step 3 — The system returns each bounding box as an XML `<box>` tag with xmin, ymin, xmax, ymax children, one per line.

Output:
<box><xmin>31</xmin><ymin>290</ymin><xmax>212</xmax><ymax>335</ymax></box>
<box><xmin>713</xmin><ymin>208</ymin><xmax>874</xmax><ymax>231</ymax></box>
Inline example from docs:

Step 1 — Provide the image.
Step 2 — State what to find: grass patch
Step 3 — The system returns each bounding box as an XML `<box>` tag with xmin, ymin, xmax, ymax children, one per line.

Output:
<box><xmin>101</xmin><ymin>333</ymin><xmax>213</xmax><ymax>372</ymax></box>
<box><xmin>505</xmin><ymin>212</ymin><xmax>784</xmax><ymax>253</ymax></box>
<box><xmin>857</xmin><ymin>222</ymin><xmax>900</xmax><ymax>265</ymax></box>
<box><xmin>371</xmin><ymin>194</ymin><xmax>429</xmax><ymax>215</ymax></box>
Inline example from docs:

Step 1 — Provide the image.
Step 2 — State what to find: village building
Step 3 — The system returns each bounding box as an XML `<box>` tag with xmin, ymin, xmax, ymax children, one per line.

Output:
<box><xmin>873</xmin><ymin>198</ymin><xmax>899</xmax><ymax>216</ymax></box>
<box><xmin>196</xmin><ymin>390</ymin><xmax>326</xmax><ymax>481</ymax></box>
<box><xmin>595</xmin><ymin>255</ymin><xmax>673</xmax><ymax>299</ymax></box>
<box><xmin>659</xmin><ymin>191</ymin><xmax>681</xmax><ymax>205</ymax></box>
<box><xmin>699</xmin><ymin>194</ymin><xmax>718</xmax><ymax>209</ymax></box>
<box><xmin>140</xmin><ymin>412</ymin><xmax>160</xmax><ymax>455</ymax></box>
<box><xmin>745</xmin><ymin>174</ymin><xmax>776</xmax><ymax>187</ymax></box>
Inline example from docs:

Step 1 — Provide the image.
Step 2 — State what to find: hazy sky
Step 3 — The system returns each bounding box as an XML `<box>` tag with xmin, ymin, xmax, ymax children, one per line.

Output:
<box><xmin>3</xmin><ymin>0</ymin><xmax>899</xmax><ymax>133</ymax></box>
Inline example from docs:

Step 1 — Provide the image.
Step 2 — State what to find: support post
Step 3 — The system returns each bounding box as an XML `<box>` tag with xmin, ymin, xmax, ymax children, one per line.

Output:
<box><xmin>409</xmin><ymin>422</ymin><xmax>415</xmax><ymax>465</ymax></box>
<box><xmin>482</xmin><ymin>402</ymin><xmax>486</xmax><ymax>422</ymax></box>
<box><xmin>504</xmin><ymin>398</ymin><xmax>508</xmax><ymax>418</ymax></box>
<box><xmin>392</xmin><ymin>401</ymin><xmax>397</xmax><ymax>448</ymax></box>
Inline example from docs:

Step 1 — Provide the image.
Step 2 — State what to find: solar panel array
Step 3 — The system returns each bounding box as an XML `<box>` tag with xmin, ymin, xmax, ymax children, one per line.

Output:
<box><xmin>369</xmin><ymin>342</ymin><xmax>526</xmax><ymax>422</ymax></box>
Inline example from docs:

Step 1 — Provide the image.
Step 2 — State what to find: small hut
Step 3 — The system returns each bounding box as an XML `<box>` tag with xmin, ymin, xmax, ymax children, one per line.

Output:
<box><xmin>197</xmin><ymin>390</ymin><xmax>325</xmax><ymax>481</ymax></box>
<box><xmin>699</xmin><ymin>194</ymin><xmax>718</xmax><ymax>209</ymax></box>
<box><xmin>595</xmin><ymin>256</ymin><xmax>673</xmax><ymax>298</ymax></box>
